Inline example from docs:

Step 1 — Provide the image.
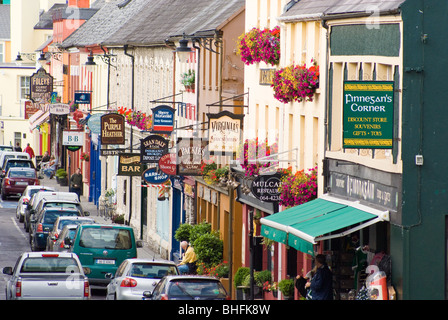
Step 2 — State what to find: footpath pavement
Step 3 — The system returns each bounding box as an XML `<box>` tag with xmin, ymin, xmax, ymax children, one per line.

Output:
<box><xmin>38</xmin><ymin>175</ymin><xmax>163</xmax><ymax>261</ymax></box>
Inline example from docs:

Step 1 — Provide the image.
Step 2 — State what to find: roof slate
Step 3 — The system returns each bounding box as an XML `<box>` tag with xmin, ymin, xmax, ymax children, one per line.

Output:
<box><xmin>281</xmin><ymin>0</ymin><xmax>406</xmax><ymax>20</ymax></box>
<box><xmin>0</xmin><ymin>5</ymin><xmax>10</xmax><ymax>40</ymax></box>
<box><xmin>61</xmin><ymin>0</ymin><xmax>245</xmax><ymax>48</ymax></box>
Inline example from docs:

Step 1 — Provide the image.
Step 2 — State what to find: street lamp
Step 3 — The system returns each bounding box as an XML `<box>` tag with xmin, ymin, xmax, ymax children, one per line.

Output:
<box><xmin>175</xmin><ymin>35</ymin><xmax>193</xmax><ymax>62</ymax></box>
<box><xmin>85</xmin><ymin>52</ymin><xmax>96</xmax><ymax>66</ymax></box>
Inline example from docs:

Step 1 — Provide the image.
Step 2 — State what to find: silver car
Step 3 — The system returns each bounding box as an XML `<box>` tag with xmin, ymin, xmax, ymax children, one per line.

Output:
<box><xmin>46</xmin><ymin>216</ymin><xmax>95</xmax><ymax>251</ymax></box>
<box><xmin>106</xmin><ymin>259</ymin><xmax>179</xmax><ymax>300</ymax></box>
<box><xmin>15</xmin><ymin>186</ymin><xmax>55</xmax><ymax>223</ymax></box>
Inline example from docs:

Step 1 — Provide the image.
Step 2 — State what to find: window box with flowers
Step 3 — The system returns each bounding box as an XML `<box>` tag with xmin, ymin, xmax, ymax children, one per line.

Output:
<box><xmin>237</xmin><ymin>26</ymin><xmax>280</xmax><ymax>66</ymax></box>
<box><xmin>278</xmin><ymin>166</ymin><xmax>318</xmax><ymax>208</ymax></box>
<box><xmin>180</xmin><ymin>69</ymin><xmax>195</xmax><ymax>92</ymax></box>
<box><xmin>271</xmin><ymin>61</ymin><xmax>320</xmax><ymax>104</ymax></box>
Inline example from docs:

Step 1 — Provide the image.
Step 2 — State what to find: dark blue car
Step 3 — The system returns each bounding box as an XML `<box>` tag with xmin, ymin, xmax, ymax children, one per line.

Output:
<box><xmin>29</xmin><ymin>207</ymin><xmax>82</xmax><ymax>251</ymax></box>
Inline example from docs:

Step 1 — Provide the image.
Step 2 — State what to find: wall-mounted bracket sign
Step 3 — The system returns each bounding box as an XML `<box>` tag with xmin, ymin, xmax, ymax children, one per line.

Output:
<box><xmin>101</xmin><ymin>113</ymin><xmax>125</xmax><ymax>145</ymax></box>
<box><xmin>343</xmin><ymin>81</ymin><xmax>394</xmax><ymax>149</ymax></box>
<box><xmin>140</xmin><ymin>135</ymin><xmax>168</xmax><ymax>163</ymax></box>
<box><xmin>207</xmin><ymin>110</ymin><xmax>244</xmax><ymax>155</ymax></box>
<box><xmin>158</xmin><ymin>153</ymin><xmax>177</xmax><ymax>176</ymax></box>
<box><xmin>118</xmin><ymin>153</ymin><xmax>143</xmax><ymax>176</ymax></box>
<box><xmin>74</xmin><ymin>92</ymin><xmax>91</xmax><ymax>104</ymax></box>
<box><xmin>49</xmin><ymin>103</ymin><xmax>70</xmax><ymax>115</ymax></box>
<box><xmin>251</xmin><ymin>172</ymin><xmax>283</xmax><ymax>203</ymax></box>
<box><xmin>142</xmin><ymin>167</ymin><xmax>169</xmax><ymax>185</ymax></box>
<box><xmin>177</xmin><ymin>138</ymin><xmax>209</xmax><ymax>176</ymax></box>
<box><xmin>151</xmin><ymin>105</ymin><xmax>175</xmax><ymax>133</ymax></box>
<box><xmin>30</xmin><ymin>67</ymin><xmax>53</xmax><ymax>103</ymax></box>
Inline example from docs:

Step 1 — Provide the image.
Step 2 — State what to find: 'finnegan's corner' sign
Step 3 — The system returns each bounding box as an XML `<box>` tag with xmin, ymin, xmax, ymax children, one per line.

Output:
<box><xmin>343</xmin><ymin>81</ymin><xmax>394</xmax><ymax>149</ymax></box>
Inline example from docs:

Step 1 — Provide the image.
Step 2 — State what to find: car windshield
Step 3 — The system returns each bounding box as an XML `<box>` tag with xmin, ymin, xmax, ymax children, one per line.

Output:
<box><xmin>43</xmin><ymin>211</ymin><xmax>79</xmax><ymax>224</ymax></box>
<box><xmin>58</xmin><ymin>219</ymin><xmax>93</xmax><ymax>230</ymax></box>
<box><xmin>6</xmin><ymin>161</ymin><xmax>31</xmax><ymax>169</ymax></box>
<box><xmin>29</xmin><ymin>189</ymin><xmax>52</xmax><ymax>197</ymax></box>
<box><xmin>168</xmin><ymin>280</ymin><xmax>227</xmax><ymax>299</ymax></box>
<box><xmin>79</xmin><ymin>228</ymin><xmax>132</xmax><ymax>250</ymax></box>
<box><xmin>20</xmin><ymin>257</ymin><xmax>80</xmax><ymax>273</ymax></box>
<box><xmin>9</xmin><ymin>170</ymin><xmax>36</xmax><ymax>178</ymax></box>
<box><xmin>129</xmin><ymin>263</ymin><xmax>178</xmax><ymax>279</ymax></box>
<box><xmin>44</xmin><ymin>202</ymin><xmax>78</xmax><ymax>210</ymax></box>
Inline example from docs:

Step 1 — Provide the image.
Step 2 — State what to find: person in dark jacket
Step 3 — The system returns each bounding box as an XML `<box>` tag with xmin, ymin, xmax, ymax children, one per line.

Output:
<box><xmin>306</xmin><ymin>254</ymin><xmax>333</xmax><ymax>300</ymax></box>
<box><xmin>69</xmin><ymin>168</ymin><xmax>83</xmax><ymax>201</ymax></box>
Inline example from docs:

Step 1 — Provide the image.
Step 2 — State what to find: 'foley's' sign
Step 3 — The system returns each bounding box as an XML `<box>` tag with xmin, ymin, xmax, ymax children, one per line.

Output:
<box><xmin>30</xmin><ymin>67</ymin><xmax>53</xmax><ymax>103</ymax></box>
<box><xmin>101</xmin><ymin>113</ymin><xmax>125</xmax><ymax>145</ymax></box>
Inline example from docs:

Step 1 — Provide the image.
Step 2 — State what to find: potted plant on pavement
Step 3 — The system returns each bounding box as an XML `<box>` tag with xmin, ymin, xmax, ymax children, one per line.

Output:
<box><xmin>233</xmin><ymin>267</ymin><xmax>250</xmax><ymax>300</ymax></box>
<box><xmin>279</xmin><ymin>278</ymin><xmax>295</xmax><ymax>300</ymax></box>
<box><xmin>55</xmin><ymin>168</ymin><xmax>68</xmax><ymax>186</ymax></box>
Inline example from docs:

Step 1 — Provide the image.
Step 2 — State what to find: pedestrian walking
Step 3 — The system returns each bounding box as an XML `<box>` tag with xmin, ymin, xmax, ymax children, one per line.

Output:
<box><xmin>14</xmin><ymin>142</ymin><xmax>22</xmax><ymax>152</ymax></box>
<box><xmin>24</xmin><ymin>143</ymin><xmax>35</xmax><ymax>159</ymax></box>
<box><xmin>69</xmin><ymin>168</ymin><xmax>83</xmax><ymax>201</ymax></box>
<box><xmin>305</xmin><ymin>254</ymin><xmax>333</xmax><ymax>300</ymax></box>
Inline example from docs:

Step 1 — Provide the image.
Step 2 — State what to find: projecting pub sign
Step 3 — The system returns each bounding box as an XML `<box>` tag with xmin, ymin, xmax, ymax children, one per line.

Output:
<box><xmin>30</xmin><ymin>67</ymin><xmax>53</xmax><ymax>103</ymax></box>
<box><xmin>343</xmin><ymin>81</ymin><xmax>394</xmax><ymax>149</ymax></box>
<box><xmin>101</xmin><ymin>113</ymin><xmax>125</xmax><ymax>145</ymax></box>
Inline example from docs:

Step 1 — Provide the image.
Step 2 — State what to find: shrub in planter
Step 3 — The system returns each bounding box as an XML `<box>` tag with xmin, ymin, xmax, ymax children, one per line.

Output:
<box><xmin>174</xmin><ymin>223</ymin><xmax>193</xmax><ymax>242</ymax></box>
<box><xmin>189</xmin><ymin>221</ymin><xmax>212</xmax><ymax>245</ymax></box>
<box><xmin>279</xmin><ymin>279</ymin><xmax>295</xmax><ymax>298</ymax></box>
<box><xmin>234</xmin><ymin>267</ymin><xmax>250</xmax><ymax>288</ymax></box>
<box><xmin>193</xmin><ymin>231</ymin><xmax>223</xmax><ymax>267</ymax></box>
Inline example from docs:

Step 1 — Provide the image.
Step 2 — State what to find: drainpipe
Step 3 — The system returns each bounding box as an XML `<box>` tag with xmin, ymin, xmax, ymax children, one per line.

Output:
<box><xmin>124</xmin><ymin>45</ymin><xmax>134</xmax><ymax>225</ymax></box>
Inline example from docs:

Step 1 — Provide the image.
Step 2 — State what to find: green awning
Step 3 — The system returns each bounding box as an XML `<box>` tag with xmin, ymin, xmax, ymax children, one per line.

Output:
<box><xmin>260</xmin><ymin>194</ymin><xmax>389</xmax><ymax>256</ymax></box>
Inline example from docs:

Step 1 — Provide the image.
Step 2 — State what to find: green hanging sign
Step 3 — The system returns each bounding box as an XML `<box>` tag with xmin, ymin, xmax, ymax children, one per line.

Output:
<box><xmin>343</xmin><ymin>81</ymin><xmax>394</xmax><ymax>149</ymax></box>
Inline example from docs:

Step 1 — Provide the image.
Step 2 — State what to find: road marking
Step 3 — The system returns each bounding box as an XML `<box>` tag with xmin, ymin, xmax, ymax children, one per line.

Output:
<box><xmin>11</xmin><ymin>217</ymin><xmax>28</xmax><ymax>241</ymax></box>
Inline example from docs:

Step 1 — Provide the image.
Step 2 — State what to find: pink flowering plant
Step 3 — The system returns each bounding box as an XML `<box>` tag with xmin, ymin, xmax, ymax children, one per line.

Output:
<box><xmin>278</xmin><ymin>166</ymin><xmax>318</xmax><ymax>208</ymax></box>
<box><xmin>271</xmin><ymin>61</ymin><xmax>319</xmax><ymax>104</ymax></box>
<box><xmin>117</xmin><ymin>106</ymin><xmax>153</xmax><ymax>131</ymax></box>
<box><xmin>237</xmin><ymin>138</ymin><xmax>279</xmax><ymax>177</ymax></box>
<box><xmin>237</xmin><ymin>26</ymin><xmax>280</xmax><ymax>65</ymax></box>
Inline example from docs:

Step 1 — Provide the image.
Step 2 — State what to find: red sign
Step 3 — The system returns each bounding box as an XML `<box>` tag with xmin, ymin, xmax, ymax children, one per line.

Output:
<box><xmin>158</xmin><ymin>153</ymin><xmax>177</xmax><ymax>176</ymax></box>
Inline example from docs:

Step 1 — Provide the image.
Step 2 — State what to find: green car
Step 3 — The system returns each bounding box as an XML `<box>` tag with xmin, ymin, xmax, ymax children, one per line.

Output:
<box><xmin>68</xmin><ymin>224</ymin><xmax>143</xmax><ymax>286</ymax></box>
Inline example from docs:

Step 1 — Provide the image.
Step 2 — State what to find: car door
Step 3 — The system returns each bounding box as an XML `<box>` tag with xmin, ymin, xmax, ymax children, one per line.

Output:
<box><xmin>107</xmin><ymin>260</ymin><xmax>129</xmax><ymax>299</ymax></box>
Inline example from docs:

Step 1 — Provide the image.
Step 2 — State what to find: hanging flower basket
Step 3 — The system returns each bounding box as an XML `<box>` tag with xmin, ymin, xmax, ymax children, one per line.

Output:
<box><xmin>271</xmin><ymin>61</ymin><xmax>319</xmax><ymax>104</ymax></box>
<box><xmin>81</xmin><ymin>152</ymin><xmax>89</xmax><ymax>162</ymax></box>
<box><xmin>117</xmin><ymin>106</ymin><xmax>153</xmax><ymax>131</ymax></box>
<box><xmin>278</xmin><ymin>166</ymin><xmax>318</xmax><ymax>208</ymax></box>
<box><xmin>237</xmin><ymin>26</ymin><xmax>280</xmax><ymax>65</ymax></box>
<box><xmin>236</xmin><ymin>137</ymin><xmax>278</xmax><ymax>177</ymax></box>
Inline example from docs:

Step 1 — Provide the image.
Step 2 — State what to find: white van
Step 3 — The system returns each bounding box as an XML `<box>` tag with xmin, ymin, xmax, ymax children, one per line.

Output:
<box><xmin>0</xmin><ymin>151</ymin><xmax>30</xmax><ymax>170</ymax></box>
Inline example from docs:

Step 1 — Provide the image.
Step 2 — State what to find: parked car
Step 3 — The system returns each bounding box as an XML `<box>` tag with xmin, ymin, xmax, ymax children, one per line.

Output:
<box><xmin>106</xmin><ymin>259</ymin><xmax>179</xmax><ymax>300</ymax></box>
<box><xmin>46</xmin><ymin>216</ymin><xmax>95</xmax><ymax>251</ymax></box>
<box><xmin>68</xmin><ymin>224</ymin><xmax>143</xmax><ymax>286</ymax></box>
<box><xmin>1</xmin><ymin>168</ymin><xmax>39</xmax><ymax>200</ymax></box>
<box><xmin>29</xmin><ymin>207</ymin><xmax>83</xmax><ymax>251</ymax></box>
<box><xmin>52</xmin><ymin>224</ymin><xmax>80</xmax><ymax>252</ymax></box>
<box><xmin>0</xmin><ymin>145</ymin><xmax>14</xmax><ymax>151</ymax></box>
<box><xmin>24</xmin><ymin>191</ymin><xmax>85</xmax><ymax>232</ymax></box>
<box><xmin>142</xmin><ymin>275</ymin><xmax>230</xmax><ymax>300</ymax></box>
<box><xmin>2</xmin><ymin>252</ymin><xmax>90</xmax><ymax>300</ymax></box>
<box><xmin>0</xmin><ymin>151</ymin><xmax>30</xmax><ymax>171</ymax></box>
<box><xmin>0</xmin><ymin>158</ymin><xmax>36</xmax><ymax>188</ymax></box>
<box><xmin>16</xmin><ymin>186</ymin><xmax>55</xmax><ymax>222</ymax></box>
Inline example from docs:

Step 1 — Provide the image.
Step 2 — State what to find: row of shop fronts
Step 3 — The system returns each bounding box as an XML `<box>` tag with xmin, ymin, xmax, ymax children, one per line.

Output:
<box><xmin>21</xmin><ymin>0</ymin><xmax>448</xmax><ymax>300</ymax></box>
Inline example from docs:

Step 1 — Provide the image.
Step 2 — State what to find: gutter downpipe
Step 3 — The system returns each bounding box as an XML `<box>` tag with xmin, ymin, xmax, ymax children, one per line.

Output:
<box><xmin>124</xmin><ymin>44</ymin><xmax>134</xmax><ymax>226</ymax></box>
